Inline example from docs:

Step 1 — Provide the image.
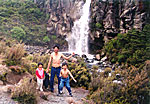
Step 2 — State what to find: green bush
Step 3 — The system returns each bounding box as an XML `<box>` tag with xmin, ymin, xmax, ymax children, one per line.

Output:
<box><xmin>43</xmin><ymin>36</ymin><xmax>50</xmax><ymax>43</ymax></box>
<box><xmin>0</xmin><ymin>0</ymin><xmax>48</xmax><ymax>45</ymax></box>
<box><xmin>95</xmin><ymin>22</ymin><xmax>102</xmax><ymax>29</ymax></box>
<box><xmin>11</xmin><ymin>26</ymin><xmax>26</xmax><ymax>41</ymax></box>
<box><xmin>104</xmin><ymin>25</ymin><xmax>150</xmax><ymax>66</ymax></box>
<box><xmin>68</xmin><ymin>59</ymin><xmax>91</xmax><ymax>89</ymax></box>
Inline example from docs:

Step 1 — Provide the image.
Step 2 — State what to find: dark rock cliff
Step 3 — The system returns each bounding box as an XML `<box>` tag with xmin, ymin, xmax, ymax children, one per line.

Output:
<box><xmin>89</xmin><ymin>0</ymin><xmax>150</xmax><ymax>53</ymax></box>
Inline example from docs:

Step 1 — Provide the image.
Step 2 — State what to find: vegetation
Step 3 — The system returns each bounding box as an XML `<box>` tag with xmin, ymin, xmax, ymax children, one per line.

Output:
<box><xmin>0</xmin><ymin>1</ymin><xmax>149</xmax><ymax>104</ymax></box>
<box><xmin>88</xmin><ymin>63</ymin><xmax>150</xmax><ymax>104</ymax></box>
<box><xmin>11</xmin><ymin>77</ymin><xmax>37</xmax><ymax>104</ymax></box>
<box><xmin>104</xmin><ymin>25</ymin><xmax>150</xmax><ymax>67</ymax></box>
<box><xmin>68</xmin><ymin>57</ymin><xmax>91</xmax><ymax>89</ymax></box>
<box><xmin>0</xmin><ymin>0</ymin><xmax>49</xmax><ymax>45</ymax></box>
<box><xmin>87</xmin><ymin>24</ymin><xmax>150</xmax><ymax>104</ymax></box>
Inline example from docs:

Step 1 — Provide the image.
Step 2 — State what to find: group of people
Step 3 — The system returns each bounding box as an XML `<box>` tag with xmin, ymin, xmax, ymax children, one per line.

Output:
<box><xmin>35</xmin><ymin>45</ymin><xmax>77</xmax><ymax>97</ymax></box>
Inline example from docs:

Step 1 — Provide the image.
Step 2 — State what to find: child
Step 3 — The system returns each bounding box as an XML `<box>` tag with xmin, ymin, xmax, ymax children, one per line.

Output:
<box><xmin>36</xmin><ymin>63</ymin><xmax>45</xmax><ymax>91</ymax></box>
<box><xmin>58</xmin><ymin>62</ymin><xmax>77</xmax><ymax>97</ymax></box>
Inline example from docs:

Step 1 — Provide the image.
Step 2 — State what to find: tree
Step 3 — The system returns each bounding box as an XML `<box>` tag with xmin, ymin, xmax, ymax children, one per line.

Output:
<box><xmin>11</xmin><ymin>27</ymin><xmax>26</xmax><ymax>41</ymax></box>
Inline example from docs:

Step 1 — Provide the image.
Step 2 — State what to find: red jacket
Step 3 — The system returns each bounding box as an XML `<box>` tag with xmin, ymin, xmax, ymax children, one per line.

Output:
<box><xmin>36</xmin><ymin>68</ymin><xmax>44</xmax><ymax>79</ymax></box>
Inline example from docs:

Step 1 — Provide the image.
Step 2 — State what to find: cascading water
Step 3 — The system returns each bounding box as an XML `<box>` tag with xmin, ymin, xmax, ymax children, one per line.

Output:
<box><xmin>67</xmin><ymin>0</ymin><xmax>91</xmax><ymax>55</ymax></box>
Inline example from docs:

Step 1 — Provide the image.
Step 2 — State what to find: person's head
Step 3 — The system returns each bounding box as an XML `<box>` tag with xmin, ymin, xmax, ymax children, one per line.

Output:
<box><xmin>53</xmin><ymin>45</ymin><xmax>59</xmax><ymax>53</ymax></box>
<box><xmin>38</xmin><ymin>62</ymin><xmax>43</xmax><ymax>69</ymax></box>
<box><xmin>62</xmin><ymin>62</ymin><xmax>68</xmax><ymax>70</ymax></box>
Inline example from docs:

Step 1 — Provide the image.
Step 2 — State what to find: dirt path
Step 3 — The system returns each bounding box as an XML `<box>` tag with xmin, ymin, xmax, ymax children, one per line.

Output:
<box><xmin>38</xmin><ymin>85</ymin><xmax>89</xmax><ymax>104</ymax></box>
<box><xmin>0</xmin><ymin>84</ymin><xmax>89</xmax><ymax>104</ymax></box>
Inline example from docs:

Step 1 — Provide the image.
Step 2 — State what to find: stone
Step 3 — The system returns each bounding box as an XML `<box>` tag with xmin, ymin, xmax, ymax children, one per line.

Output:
<box><xmin>65</xmin><ymin>97</ymin><xmax>76</xmax><ymax>104</ymax></box>
<box><xmin>2</xmin><ymin>85</ymin><xmax>15</xmax><ymax>93</ymax></box>
<box><xmin>95</xmin><ymin>54</ymin><xmax>100</xmax><ymax>60</ymax></box>
<box><xmin>0</xmin><ymin>80</ymin><xmax>3</xmax><ymax>85</ymax></box>
<box><xmin>101</xmin><ymin>56</ymin><xmax>107</xmax><ymax>62</ymax></box>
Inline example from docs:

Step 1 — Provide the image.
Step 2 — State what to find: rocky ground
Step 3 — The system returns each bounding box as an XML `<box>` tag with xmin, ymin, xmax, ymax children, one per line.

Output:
<box><xmin>0</xmin><ymin>84</ymin><xmax>89</xmax><ymax>104</ymax></box>
<box><xmin>0</xmin><ymin>85</ymin><xmax>17</xmax><ymax>104</ymax></box>
<box><xmin>38</xmin><ymin>86</ymin><xmax>89</xmax><ymax>104</ymax></box>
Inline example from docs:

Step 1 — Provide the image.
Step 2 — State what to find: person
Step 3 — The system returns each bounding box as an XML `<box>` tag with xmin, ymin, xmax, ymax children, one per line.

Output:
<box><xmin>58</xmin><ymin>62</ymin><xmax>77</xmax><ymax>97</ymax></box>
<box><xmin>46</xmin><ymin>45</ymin><xmax>75</xmax><ymax>93</ymax></box>
<box><xmin>43</xmin><ymin>72</ymin><xmax>50</xmax><ymax>90</ymax></box>
<box><xmin>36</xmin><ymin>63</ymin><xmax>45</xmax><ymax>91</ymax></box>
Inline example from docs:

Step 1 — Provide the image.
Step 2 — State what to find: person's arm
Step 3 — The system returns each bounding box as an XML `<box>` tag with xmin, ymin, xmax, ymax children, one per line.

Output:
<box><xmin>61</xmin><ymin>52</ymin><xmax>75</xmax><ymax>60</ymax></box>
<box><xmin>59</xmin><ymin>70</ymin><xmax>62</xmax><ymax>77</ymax></box>
<box><xmin>46</xmin><ymin>54</ymin><xmax>52</xmax><ymax>73</ymax></box>
<box><xmin>68</xmin><ymin>69</ymin><xmax>77</xmax><ymax>82</ymax></box>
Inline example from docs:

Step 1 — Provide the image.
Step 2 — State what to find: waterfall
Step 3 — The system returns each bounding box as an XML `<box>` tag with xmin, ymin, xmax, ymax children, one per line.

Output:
<box><xmin>67</xmin><ymin>0</ymin><xmax>91</xmax><ymax>55</ymax></box>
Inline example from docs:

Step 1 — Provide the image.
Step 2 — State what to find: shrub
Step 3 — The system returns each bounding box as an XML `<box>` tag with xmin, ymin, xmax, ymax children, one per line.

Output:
<box><xmin>0</xmin><ymin>40</ymin><xmax>7</xmax><ymax>54</ymax></box>
<box><xmin>11</xmin><ymin>27</ymin><xmax>26</xmax><ymax>41</ymax></box>
<box><xmin>6</xmin><ymin>43</ymin><xmax>25</xmax><ymax>66</ymax></box>
<box><xmin>88</xmin><ymin>64</ymin><xmax>149</xmax><ymax>104</ymax></box>
<box><xmin>11</xmin><ymin>77</ymin><xmax>37</xmax><ymax>104</ymax></box>
<box><xmin>32</xmin><ymin>53</ymin><xmax>49</xmax><ymax>69</ymax></box>
<box><xmin>9</xmin><ymin>66</ymin><xmax>25</xmax><ymax>74</ymax></box>
<box><xmin>95</xmin><ymin>23</ymin><xmax>102</xmax><ymax>29</ymax></box>
<box><xmin>43</xmin><ymin>36</ymin><xmax>50</xmax><ymax>43</ymax></box>
<box><xmin>0</xmin><ymin>64</ymin><xmax>11</xmax><ymax>82</ymax></box>
<box><xmin>68</xmin><ymin>60</ymin><xmax>91</xmax><ymax>89</ymax></box>
<box><xmin>104</xmin><ymin>25</ymin><xmax>150</xmax><ymax>66</ymax></box>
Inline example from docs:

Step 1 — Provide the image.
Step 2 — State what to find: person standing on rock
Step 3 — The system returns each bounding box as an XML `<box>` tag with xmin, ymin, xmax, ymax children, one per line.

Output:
<box><xmin>46</xmin><ymin>45</ymin><xmax>75</xmax><ymax>93</ymax></box>
<box><xmin>58</xmin><ymin>62</ymin><xmax>77</xmax><ymax>97</ymax></box>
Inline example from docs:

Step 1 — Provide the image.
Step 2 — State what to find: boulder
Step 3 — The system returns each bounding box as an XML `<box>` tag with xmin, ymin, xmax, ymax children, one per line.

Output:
<box><xmin>6</xmin><ymin>72</ymin><xmax>33</xmax><ymax>84</ymax></box>
<box><xmin>95</xmin><ymin>54</ymin><xmax>100</xmax><ymax>60</ymax></box>
<box><xmin>2</xmin><ymin>84</ymin><xmax>15</xmax><ymax>93</ymax></box>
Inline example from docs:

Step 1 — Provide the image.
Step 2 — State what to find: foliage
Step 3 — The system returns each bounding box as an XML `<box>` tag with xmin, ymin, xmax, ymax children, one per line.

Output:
<box><xmin>88</xmin><ymin>63</ymin><xmax>150</xmax><ymax>104</ymax></box>
<box><xmin>0</xmin><ymin>64</ymin><xmax>11</xmax><ymax>82</ymax></box>
<box><xmin>43</xmin><ymin>36</ymin><xmax>50</xmax><ymax>43</ymax></box>
<box><xmin>104</xmin><ymin>25</ymin><xmax>150</xmax><ymax>67</ymax></box>
<box><xmin>9</xmin><ymin>65</ymin><xmax>26</xmax><ymax>74</ymax></box>
<box><xmin>11</xmin><ymin>77</ymin><xmax>37</xmax><ymax>104</ymax></box>
<box><xmin>11</xmin><ymin>26</ymin><xmax>26</xmax><ymax>41</ymax></box>
<box><xmin>5</xmin><ymin>43</ymin><xmax>25</xmax><ymax>66</ymax></box>
<box><xmin>68</xmin><ymin>58</ymin><xmax>91</xmax><ymax>89</ymax></box>
<box><xmin>95</xmin><ymin>22</ymin><xmax>102</xmax><ymax>29</ymax></box>
<box><xmin>0</xmin><ymin>0</ymin><xmax>49</xmax><ymax>45</ymax></box>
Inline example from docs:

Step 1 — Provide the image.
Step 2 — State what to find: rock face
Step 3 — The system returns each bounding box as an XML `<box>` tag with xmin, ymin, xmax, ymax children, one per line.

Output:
<box><xmin>89</xmin><ymin>0</ymin><xmax>150</xmax><ymax>49</ymax></box>
<box><xmin>47</xmin><ymin>1</ymin><xmax>83</xmax><ymax>36</ymax></box>
<box><xmin>39</xmin><ymin>0</ymin><xmax>149</xmax><ymax>52</ymax></box>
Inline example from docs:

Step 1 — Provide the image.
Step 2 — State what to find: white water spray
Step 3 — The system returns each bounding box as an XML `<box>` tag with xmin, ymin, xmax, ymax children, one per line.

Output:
<box><xmin>67</xmin><ymin>0</ymin><xmax>91</xmax><ymax>55</ymax></box>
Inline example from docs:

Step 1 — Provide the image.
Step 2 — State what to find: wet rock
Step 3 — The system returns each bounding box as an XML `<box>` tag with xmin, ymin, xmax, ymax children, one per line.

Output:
<box><xmin>101</xmin><ymin>56</ymin><xmax>107</xmax><ymax>62</ymax></box>
<box><xmin>95</xmin><ymin>54</ymin><xmax>100</xmax><ymax>60</ymax></box>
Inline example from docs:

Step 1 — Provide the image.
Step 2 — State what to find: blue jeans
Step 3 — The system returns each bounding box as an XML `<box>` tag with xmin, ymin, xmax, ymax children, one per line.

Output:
<box><xmin>50</xmin><ymin>67</ymin><xmax>61</xmax><ymax>92</ymax></box>
<box><xmin>59</xmin><ymin>77</ymin><xmax>72</xmax><ymax>94</ymax></box>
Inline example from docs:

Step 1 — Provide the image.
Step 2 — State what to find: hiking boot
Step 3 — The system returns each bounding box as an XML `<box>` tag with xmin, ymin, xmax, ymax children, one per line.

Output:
<box><xmin>57</xmin><ymin>93</ymin><xmax>60</xmax><ymax>96</ymax></box>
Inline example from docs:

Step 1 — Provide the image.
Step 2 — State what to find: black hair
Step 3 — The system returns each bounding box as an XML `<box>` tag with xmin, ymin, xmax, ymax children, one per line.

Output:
<box><xmin>53</xmin><ymin>44</ymin><xmax>59</xmax><ymax>49</ymax></box>
<box><xmin>62</xmin><ymin>62</ymin><xmax>68</xmax><ymax>67</ymax></box>
<box><xmin>38</xmin><ymin>62</ymin><xmax>43</xmax><ymax>66</ymax></box>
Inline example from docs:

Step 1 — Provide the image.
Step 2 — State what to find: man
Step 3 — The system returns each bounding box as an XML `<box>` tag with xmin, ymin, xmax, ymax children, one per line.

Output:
<box><xmin>46</xmin><ymin>45</ymin><xmax>74</xmax><ymax>93</ymax></box>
